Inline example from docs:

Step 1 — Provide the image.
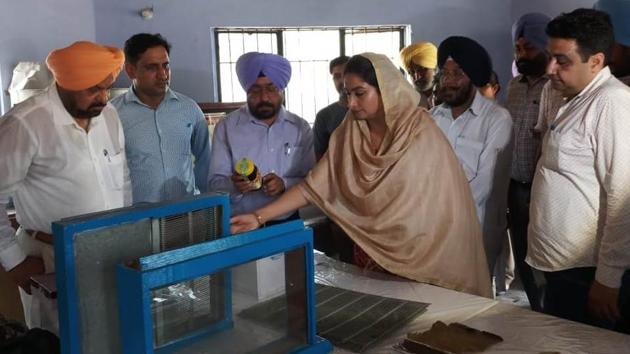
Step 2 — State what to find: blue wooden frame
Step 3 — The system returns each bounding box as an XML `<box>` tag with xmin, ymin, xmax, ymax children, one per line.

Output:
<box><xmin>53</xmin><ymin>194</ymin><xmax>231</xmax><ymax>354</ymax></box>
<box><xmin>117</xmin><ymin>219</ymin><xmax>332</xmax><ymax>354</ymax></box>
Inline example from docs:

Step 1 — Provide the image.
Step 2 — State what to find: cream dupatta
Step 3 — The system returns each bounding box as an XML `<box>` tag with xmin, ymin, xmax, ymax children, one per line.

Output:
<box><xmin>300</xmin><ymin>53</ymin><xmax>491</xmax><ymax>297</ymax></box>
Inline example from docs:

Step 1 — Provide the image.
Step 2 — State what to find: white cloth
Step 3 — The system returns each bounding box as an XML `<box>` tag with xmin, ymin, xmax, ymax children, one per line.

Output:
<box><xmin>0</xmin><ymin>83</ymin><xmax>132</xmax><ymax>271</ymax></box>
<box><xmin>527</xmin><ymin>67</ymin><xmax>630</xmax><ymax>288</ymax></box>
<box><xmin>15</xmin><ymin>227</ymin><xmax>56</xmax><ymax>332</ymax></box>
<box><xmin>430</xmin><ymin>92</ymin><xmax>513</xmax><ymax>274</ymax></box>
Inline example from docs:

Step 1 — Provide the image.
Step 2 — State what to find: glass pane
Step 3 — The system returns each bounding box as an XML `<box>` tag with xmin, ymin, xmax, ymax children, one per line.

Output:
<box><xmin>283</xmin><ymin>28</ymin><xmax>340</xmax><ymax>124</ymax></box>
<box><xmin>168</xmin><ymin>248</ymin><xmax>309</xmax><ymax>354</ymax></box>
<box><xmin>345</xmin><ymin>27</ymin><xmax>404</xmax><ymax>68</ymax></box>
<box><xmin>72</xmin><ymin>206</ymin><xmax>224</xmax><ymax>354</ymax></box>
<box><xmin>152</xmin><ymin>273</ymin><xmax>226</xmax><ymax>347</ymax></box>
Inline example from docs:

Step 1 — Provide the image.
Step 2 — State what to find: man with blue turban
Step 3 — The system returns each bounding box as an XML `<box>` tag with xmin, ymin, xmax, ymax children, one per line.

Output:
<box><xmin>595</xmin><ymin>0</ymin><xmax>630</xmax><ymax>85</ymax></box>
<box><xmin>209</xmin><ymin>52</ymin><xmax>315</xmax><ymax>224</ymax></box>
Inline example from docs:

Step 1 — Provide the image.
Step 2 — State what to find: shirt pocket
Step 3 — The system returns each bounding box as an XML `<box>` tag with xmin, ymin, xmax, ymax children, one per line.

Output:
<box><xmin>103</xmin><ymin>152</ymin><xmax>125</xmax><ymax>190</ymax></box>
<box><xmin>281</xmin><ymin>144</ymin><xmax>307</xmax><ymax>177</ymax></box>
<box><xmin>545</xmin><ymin>130</ymin><xmax>592</xmax><ymax>173</ymax></box>
<box><xmin>455</xmin><ymin>137</ymin><xmax>484</xmax><ymax>182</ymax></box>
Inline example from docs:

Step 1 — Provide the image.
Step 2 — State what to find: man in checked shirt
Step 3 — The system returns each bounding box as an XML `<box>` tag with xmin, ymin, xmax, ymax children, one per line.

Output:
<box><xmin>505</xmin><ymin>12</ymin><xmax>556</xmax><ymax>312</ymax></box>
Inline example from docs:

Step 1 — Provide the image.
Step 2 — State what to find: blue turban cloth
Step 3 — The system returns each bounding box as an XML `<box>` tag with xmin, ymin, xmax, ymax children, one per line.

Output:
<box><xmin>595</xmin><ymin>0</ymin><xmax>630</xmax><ymax>46</ymax></box>
<box><xmin>437</xmin><ymin>36</ymin><xmax>493</xmax><ymax>87</ymax></box>
<box><xmin>512</xmin><ymin>13</ymin><xmax>551</xmax><ymax>51</ymax></box>
<box><xmin>235</xmin><ymin>52</ymin><xmax>292</xmax><ymax>92</ymax></box>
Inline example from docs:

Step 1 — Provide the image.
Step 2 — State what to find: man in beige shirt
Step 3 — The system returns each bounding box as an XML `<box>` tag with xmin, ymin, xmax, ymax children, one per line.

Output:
<box><xmin>527</xmin><ymin>8</ymin><xmax>630</xmax><ymax>329</ymax></box>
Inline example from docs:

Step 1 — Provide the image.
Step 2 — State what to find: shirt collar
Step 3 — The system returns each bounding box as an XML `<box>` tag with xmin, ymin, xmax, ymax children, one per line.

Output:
<box><xmin>49</xmin><ymin>83</ymin><xmax>104</xmax><ymax>128</ymax></box>
<box><xmin>573</xmin><ymin>66</ymin><xmax>612</xmax><ymax>101</ymax></box>
<box><xmin>435</xmin><ymin>90</ymin><xmax>483</xmax><ymax>119</ymax></box>
<box><xmin>123</xmin><ymin>85</ymin><xmax>179</xmax><ymax>107</ymax></box>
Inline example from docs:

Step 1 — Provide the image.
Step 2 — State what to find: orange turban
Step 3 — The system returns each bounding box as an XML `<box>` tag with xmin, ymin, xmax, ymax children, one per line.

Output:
<box><xmin>400</xmin><ymin>42</ymin><xmax>438</xmax><ymax>71</ymax></box>
<box><xmin>46</xmin><ymin>41</ymin><xmax>125</xmax><ymax>91</ymax></box>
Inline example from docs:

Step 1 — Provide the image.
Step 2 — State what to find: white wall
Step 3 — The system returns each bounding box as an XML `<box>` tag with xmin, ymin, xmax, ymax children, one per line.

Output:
<box><xmin>0</xmin><ymin>1</ymin><xmax>96</xmax><ymax>113</ymax></box>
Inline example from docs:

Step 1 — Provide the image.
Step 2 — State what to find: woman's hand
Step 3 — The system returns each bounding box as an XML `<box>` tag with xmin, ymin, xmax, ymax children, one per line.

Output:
<box><xmin>230</xmin><ymin>214</ymin><xmax>261</xmax><ymax>234</ymax></box>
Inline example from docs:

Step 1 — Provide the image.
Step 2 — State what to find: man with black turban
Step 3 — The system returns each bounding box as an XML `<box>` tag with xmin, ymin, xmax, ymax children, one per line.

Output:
<box><xmin>209</xmin><ymin>52</ymin><xmax>315</xmax><ymax>224</ymax></box>
<box><xmin>430</xmin><ymin>36</ymin><xmax>514</xmax><ymax>290</ymax></box>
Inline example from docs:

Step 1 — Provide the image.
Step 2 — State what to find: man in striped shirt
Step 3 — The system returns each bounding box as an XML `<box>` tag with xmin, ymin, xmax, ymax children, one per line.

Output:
<box><xmin>112</xmin><ymin>33</ymin><xmax>210</xmax><ymax>204</ymax></box>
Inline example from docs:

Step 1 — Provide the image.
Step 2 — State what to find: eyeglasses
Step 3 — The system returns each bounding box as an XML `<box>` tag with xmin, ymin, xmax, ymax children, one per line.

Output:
<box><xmin>248</xmin><ymin>84</ymin><xmax>281</xmax><ymax>98</ymax></box>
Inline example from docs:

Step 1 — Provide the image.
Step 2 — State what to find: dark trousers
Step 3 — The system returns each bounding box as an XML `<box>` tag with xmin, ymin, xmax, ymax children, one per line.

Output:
<box><xmin>507</xmin><ymin>179</ymin><xmax>543</xmax><ymax>311</ymax></box>
<box><xmin>543</xmin><ymin>267</ymin><xmax>615</xmax><ymax>330</ymax></box>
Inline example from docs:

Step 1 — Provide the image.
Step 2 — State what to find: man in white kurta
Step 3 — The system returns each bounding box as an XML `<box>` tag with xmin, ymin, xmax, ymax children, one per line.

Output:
<box><xmin>431</xmin><ymin>36</ymin><xmax>513</xmax><ymax>282</ymax></box>
<box><xmin>0</xmin><ymin>41</ymin><xmax>131</xmax><ymax>332</ymax></box>
<box><xmin>527</xmin><ymin>9</ymin><xmax>630</xmax><ymax>328</ymax></box>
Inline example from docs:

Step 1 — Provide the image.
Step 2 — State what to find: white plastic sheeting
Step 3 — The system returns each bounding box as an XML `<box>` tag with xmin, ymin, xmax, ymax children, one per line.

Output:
<box><xmin>313</xmin><ymin>252</ymin><xmax>630</xmax><ymax>354</ymax></box>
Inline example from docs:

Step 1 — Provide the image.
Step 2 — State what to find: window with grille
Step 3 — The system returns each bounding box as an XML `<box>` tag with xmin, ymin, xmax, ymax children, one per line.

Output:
<box><xmin>213</xmin><ymin>25</ymin><xmax>409</xmax><ymax>124</ymax></box>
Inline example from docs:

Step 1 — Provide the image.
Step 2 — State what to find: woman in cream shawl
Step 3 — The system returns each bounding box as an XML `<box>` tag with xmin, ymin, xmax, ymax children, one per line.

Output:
<box><xmin>231</xmin><ymin>53</ymin><xmax>491</xmax><ymax>297</ymax></box>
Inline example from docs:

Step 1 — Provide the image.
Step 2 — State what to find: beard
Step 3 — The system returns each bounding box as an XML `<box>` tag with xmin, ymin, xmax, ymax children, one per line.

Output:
<box><xmin>249</xmin><ymin>101</ymin><xmax>279</xmax><ymax>120</ymax></box>
<box><xmin>414</xmin><ymin>78</ymin><xmax>433</xmax><ymax>93</ymax></box>
<box><xmin>516</xmin><ymin>53</ymin><xmax>548</xmax><ymax>77</ymax></box>
<box><xmin>69</xmin><ymin>103</ymin><xmax>106</xmax><ymax>119</ymax></box>
<box><xmin>440</xmin><ymin>82</ymin><xmax>474</xmax><ymax>107</ymax></box>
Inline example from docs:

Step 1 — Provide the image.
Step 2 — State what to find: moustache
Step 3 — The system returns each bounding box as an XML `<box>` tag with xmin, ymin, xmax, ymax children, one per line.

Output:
<box><xmin>256</xmin><ymin>102</ymin><xmax>275</xmax><ymax>109</ymax></box>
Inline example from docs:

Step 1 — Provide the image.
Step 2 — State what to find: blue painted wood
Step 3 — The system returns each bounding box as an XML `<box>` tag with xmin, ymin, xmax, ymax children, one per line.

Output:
<box><xmin>117</xmin><ymin>265</ymin><xmax>152</xmax><ymax>353</ymax></box>
<box><xmin>54</xmin><ymin>193</ymin><xmax>230</xmax><ymax>234</ymax></box>
<box><xmin>117</xmin><ymin>221</ymin><xmax>332</xmax><ymax>354</ymax></box>
<box><xmin>52</xmin><ymin>223</ymin><xmax>80</xmax><ymax>354</ymax></box>
<box><xmin>137</xmin><ymin>220</ymin><xmax>305</xmax><ymax>270</ymax></box>
<box><xmin>53</xmin><ymin>194</ymin><xmax>231</xmax><ymax>354</ymax></box>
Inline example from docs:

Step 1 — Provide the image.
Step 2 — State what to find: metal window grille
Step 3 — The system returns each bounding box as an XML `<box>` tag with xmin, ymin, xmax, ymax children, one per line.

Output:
<box><xmin>214</xmin><ymin>25</ymin><xmax>409</xmax><ymax>124</ymax></box>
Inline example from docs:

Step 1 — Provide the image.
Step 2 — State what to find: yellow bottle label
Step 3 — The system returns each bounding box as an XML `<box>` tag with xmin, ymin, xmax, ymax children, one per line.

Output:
<box><xmin>235</xmin><ymin>158</ymin><xmax>255</xmax><ymax>176</ymax></box>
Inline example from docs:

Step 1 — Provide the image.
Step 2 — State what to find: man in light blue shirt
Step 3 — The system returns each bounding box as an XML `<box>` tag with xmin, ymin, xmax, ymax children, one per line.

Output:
<box><xmin>112</xmin><ymin>33</ymin><xmax>210</xmax><ymax>203</ymax></box>
<box><xmin>430</xmin><ymin>36</ymin><xmax>513</xmax><ymax>282</ymax></box>
<box><xmin>209</xmin><ymin>52</ymin><xmax>315</xmax><ymax>222</ymax></box>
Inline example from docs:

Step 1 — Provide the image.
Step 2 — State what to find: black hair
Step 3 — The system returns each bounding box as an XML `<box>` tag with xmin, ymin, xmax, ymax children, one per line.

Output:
<box><xmin>344</xmin><ymin>55</ymin><xmax>379</xmax><ymax>90</ymax></box>
<box><xmin>329</xmin><ymin>55</ymin><xmax>350</xmax><ymax>73</ymax></box>
<box><xmin>124</xmin><ymin>33</ymin><xmax>172</xmax><ymax>65</ymax></box>
<box><xmin>489</xmin><ymin>70</ymin><xmax>499</xmax><ymax>86</ymax></box>
<box><xmin>546</xmin><ymin>8</ymin><xmax>614</xmax><ymax>63</ymax></box>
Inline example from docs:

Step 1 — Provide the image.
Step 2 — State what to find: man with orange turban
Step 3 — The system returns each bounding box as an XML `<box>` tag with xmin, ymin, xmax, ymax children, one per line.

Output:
<box><xmin>0</xmin><ymin>41</ymin><xmax>131</xmax><ymax>333</ymax></box>
<box><xmin>400</xmin><ymin>42</ymin><xmax>438</xmax><ymax>108</ymax></box>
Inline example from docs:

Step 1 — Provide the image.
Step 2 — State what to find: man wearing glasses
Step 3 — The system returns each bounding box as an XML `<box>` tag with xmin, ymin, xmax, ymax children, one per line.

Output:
<box><xmin>209</xmin><ymin>52</ymin><xmax>314</xmax><ymax>224</ymax></box>
<box><xmin>430</xmin><ymin>36</ymin><xmax>513</xmax><ymax>289</ymax></box>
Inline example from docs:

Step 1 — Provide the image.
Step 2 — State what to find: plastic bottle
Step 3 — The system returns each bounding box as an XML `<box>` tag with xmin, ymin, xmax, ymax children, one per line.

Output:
<box><xmin>235</xmin><ymin>158</ymin><xmax>263</xmax><ymax>190</ymax></box>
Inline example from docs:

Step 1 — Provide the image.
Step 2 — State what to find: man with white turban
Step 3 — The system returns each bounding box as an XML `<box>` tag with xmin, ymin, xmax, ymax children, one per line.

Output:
<box><xmin>209</xmin><ymin>52</ymin><xmax>315</xmax><ymax>223</ymax></box>
<box><xmin>0</xmin><ymin>41</ymin><xmax>131</xmax><ymax>332</ymax></box>
<box><xmin>400</xmin><ymin>42</ymin><xmax>438</xmax><ymax>108</ymax></box>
